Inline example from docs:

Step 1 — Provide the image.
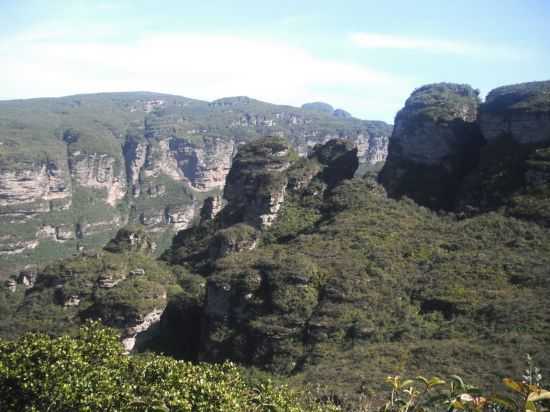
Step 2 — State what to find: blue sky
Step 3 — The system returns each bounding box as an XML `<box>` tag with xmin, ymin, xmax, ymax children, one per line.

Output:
<box><xmin>1</xmin><ymin>0</ymin><xmax>549</xmax><ymax>122</ymax></box>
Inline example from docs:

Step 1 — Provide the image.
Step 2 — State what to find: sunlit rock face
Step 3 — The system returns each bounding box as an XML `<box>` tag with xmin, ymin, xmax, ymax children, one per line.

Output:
<box><xmin>0</xmin><ymin>160</ymin><xmax>70</xmax><ymax>208</ymax></box>
<box><xmin>379</xmin><ymin>83</ymin><xmax>484</xmax><ymax>210</ymax></box>
<box><xmin>0</xmin><ymin>91</ymin><xmax>391</xmax><ymax>276</ymax></box>
<box><xmin>69</xmin><ymin>152</ymin><xmax>126</xmax><ymax>206</ymax></box>
<box><xmin>222</xmin><ymin>137</ymin><xmax>292</xmax><ymax>229</ymax></box>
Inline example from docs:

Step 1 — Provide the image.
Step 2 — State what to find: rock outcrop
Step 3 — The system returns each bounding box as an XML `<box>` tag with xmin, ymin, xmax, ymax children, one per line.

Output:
<box><xmin>165</xmin><ymin>137</ymin><xmax>359</xmax><ymax>268</ymax></box>
<box><xmin>121</xmin><ymin>308</ymin><xmax>164</xmax><ymax>353</ymax></box>
<box><xmin>199</xmin><ymin>195</ymin><xmax>224</xmax><ymax>223</ymax></box>
<box><xmin>0</xmin><ymin>160</ymin><xmax>70</xmax><ymax>208</ymax></box>
<box><xmin>311</xmin><ymin>139</ymin><xmax>358</xmax><ymax>188</ymax></box>
<box><xmin>379</xmin><ymin>80</ymin><xmax>550</xmax><ymax>225</ymax></box>
<box><xmin>0</xmin><ymin>91</ymin><xmax>391</xmax><ymax>277</ymax></box>
<box><xmin>69</xmin><ymin>152</ymin><xmax>126</xmax><ymax>206</ymax></box>
<box><xmin>161</xmin><ymin>137</ymin><xmax>361</xmax><ymax>372</ymax></box>
<box><xmin>480</xmin><ymin>81</ymin><xmax>550</xmax><ymax>144</ymax></box>
<box><xmin>379</xmin><ymin>83</ymin><xmax>484</xmax><ymax>210</ymax></box>
<box><xmin>222</xmin><ymin>137</ymin><xmax>292</xmax><ymax>229</ymax></box>
<box><xmin>104</xmin><ymin>226</ymin><xmax>157</xmax><ymax>254</ymax></box>
<box><xmin>457</xmin><ymin>81</ymin><xmax>550</xmax><ymax>223</ymax></box>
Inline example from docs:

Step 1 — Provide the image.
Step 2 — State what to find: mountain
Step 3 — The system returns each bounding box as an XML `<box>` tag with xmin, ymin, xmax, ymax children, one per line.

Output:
<box><xmin>1</xmin><ymin>81</ymin><xmax>549</xmax><ymax>410</ymax></box>
<box><xmin>379</xmin><ymin>80</ymin><xmax>550</xmax><ymax>224</ymax></box>
<box><xmin>0</xmin><ymin>92</ymin><xmax>392</xmax><ymax>278</ymax></box>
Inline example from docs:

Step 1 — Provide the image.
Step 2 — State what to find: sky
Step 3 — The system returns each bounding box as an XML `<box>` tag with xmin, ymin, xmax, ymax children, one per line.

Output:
<box><xmin>1</xmin><ymin>0</ymin><xmax>549</xmax><ymax>123</ymax></box>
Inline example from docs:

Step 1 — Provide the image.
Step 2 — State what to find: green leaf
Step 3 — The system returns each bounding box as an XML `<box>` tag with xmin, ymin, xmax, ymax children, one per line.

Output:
<box><xmin>525</xmin><ymin>400</ymin><xmax>538</xmax><ymax>412</ymax></box>
<box><xmin>416</xmin><ymin>376</ymin><xmax>429</xmax><ymax>387</ymax></box>
<box><xmin>449</xmin><ymin>375</ymin><xmax>465</xmax><ymax>389</ymax></box>
<box><xmin>427</xmin><ymin>377</ymin><xmax>446</xmax><ymax>388</ymax></box>
<box><xmin>401</xmin><ymin>380</ymin><xmax>415</xmax><ymax>388</ymax></box>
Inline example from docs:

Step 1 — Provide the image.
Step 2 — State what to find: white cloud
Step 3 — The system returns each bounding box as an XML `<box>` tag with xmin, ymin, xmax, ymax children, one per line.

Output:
<box><xmin>0</xmin><ymin>30</ymin><xmax>410</xmax><ymax>122</ymax></box>
<box><xmin>350</xmin><ymin>32</ymin><xmax>525</xmax><ymax>60</ymax></box>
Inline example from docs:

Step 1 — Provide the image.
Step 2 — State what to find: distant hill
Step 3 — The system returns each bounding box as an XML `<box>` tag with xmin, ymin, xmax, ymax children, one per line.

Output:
<box><xmin>0</xmin><ymin>92</ymin><xmax>392</xmax><ymax>277</ymax></box>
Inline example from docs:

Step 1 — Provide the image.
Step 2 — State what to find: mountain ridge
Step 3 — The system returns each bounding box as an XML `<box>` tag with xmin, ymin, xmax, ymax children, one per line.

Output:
<box><xmin>0</xmin><ymin>92</ymin><xmax>392</xmax><ymax>278</ymax></box>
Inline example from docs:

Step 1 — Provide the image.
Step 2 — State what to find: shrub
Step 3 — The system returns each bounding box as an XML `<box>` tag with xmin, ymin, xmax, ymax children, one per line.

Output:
<box><xmin>0</xmin><ymin>322</ymin><xmax>340</xmax><ymax>412</ymax></box>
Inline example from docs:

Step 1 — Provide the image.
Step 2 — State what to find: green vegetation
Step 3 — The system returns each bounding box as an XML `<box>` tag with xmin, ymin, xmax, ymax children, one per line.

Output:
<box><xmin>0</xmin><ymin>228</ymin><xmax>178</xmax><ymax>339</ymax></box>
<box><xmin>402</xmin><ymin>83</ymin><xmax>480</xmax><ymax>122</ymax></box>
<box><xmin>1</xmin><ymin>84</ymin><xmax>549</xmax><ymax>411</ymax></box>
<box><xmin>0</xmin><ymin>91</ymin><xmax>391</xmax><ymax>278</ymax></box>
<box><xmin>379</xmin><ymin>367</ymin><xmax>550</xmax><ymax>412</ymax></box>
<box><xmin>483</xmin><ymin>80</ymin><xmax>550</xmax><ymax>113</ymax></box>
<box><xmin>459</xmin><ymin>135</ymin><xmax>550</xmax><ymax>226</ymax></box>
<box><xmin>0</xmin><ymin>322</ymin><xmax>339</xmax><ymax>411</ymax></box>
<box><xmin>160</xmin><ymin>173</ymin><xmax>550</xmax><ymax>403</ymax></box>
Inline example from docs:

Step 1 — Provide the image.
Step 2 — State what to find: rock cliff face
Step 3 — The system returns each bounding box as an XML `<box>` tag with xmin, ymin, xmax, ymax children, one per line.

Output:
<box><xmin>480</xmin><ymin>81</ymin><xmax>550</xmax><ymax>144</ymax></box>
<box><xmin>222</xmin><ymin>138</ymin><xmax>293</xmax><ymax>229</ymax></box>
<box><xmin>0</xmin><ymin>160</ymin><xmax>70</xmax><ymax>209</ymax></box>
<box><xmin>380</xmin><ymin>80</ymin><xmax>550</xmax><ymax>223</ymax></box>
<box><xmin>69</xmin><ymin>152</ymin><xmax>126</xmax><ymax>206</ymax></box>
<box><xmin>379</xmin><ymin>83</ymin><xmax>484</xmax><ymax>209</ymax></box>
<box><xmin>165</xmin><ymin>137</ymin><xmax>358</xmax><ymax>269</ymax></box>
<box><xmin>0</xmin><ymin>92</ymin><xmax>391</xmax><ymax>277</ymax></box>
<box><xmin>161</xmin><ymin>138</ymin><xmax>360</xmax><ymax>372</ymax></box>
<box><xmin>458</xmin><ymin>81</ymin><xmax>550</xmax><ymax>223</ymax></box>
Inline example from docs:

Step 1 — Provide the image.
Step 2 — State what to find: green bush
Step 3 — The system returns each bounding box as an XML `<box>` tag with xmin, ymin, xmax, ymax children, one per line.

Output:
<box><xmin>0</xmin><ymin>322</ymin><xmax>339</xmax><ymax>412</ymax></box>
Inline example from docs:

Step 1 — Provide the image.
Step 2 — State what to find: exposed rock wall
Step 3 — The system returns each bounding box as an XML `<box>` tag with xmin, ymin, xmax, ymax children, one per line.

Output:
<box><xmin>379</xmin><ymin>83</ymin><xmax>484</xmax><ymax>210</ymax></box>
<box><xmin>380</xmin><ymin>80</ymin><xmax>550</xmax><ymax>220</ymax></box>
<box><xmin>222</xmin><ymin>138</ymin><xmax>292</xmax><ymax>229</ymax></box>
<box><xmin>122</xmin><ymin>308</ymin><xmax>164</xmax><ymax>353</ymax></box>
<box><xmin>0</xmin><ymin>91</ymin><xmax>391</xmax><ymax>276</ymax></box>
<box><xmin>481</xmin><ymin>111</ymin><xmax>550</xmax><ymax>144</ymax></box>
<box><xmin>480</xmin><ymin>81</ymin><xmax>550</xmax><ymax>144</ymax></box>
<box><xmin>69</xmin><ymin>151</ymin><xmax>126</xmax><ymax>207</ymax></box>
<box><xmin>0</xmin><ymin>161</ymin><xmax>70</xmax><ymax>208</ymax></box>
<box><xmin>169</xmin><ymin>137</ymin><xmax>235</xmax><ymax>191</ymax></box>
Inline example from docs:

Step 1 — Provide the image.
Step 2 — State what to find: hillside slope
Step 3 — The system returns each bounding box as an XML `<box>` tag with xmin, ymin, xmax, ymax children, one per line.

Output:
<box><xmin>1</xmin><ymin>81</ymin><xmax>549</xmax><ymax>409</ymax></box>
<box><xmin>0</xmin><ymin>92</ymin><xmax>391</xmax><ymax>277</ymax></box>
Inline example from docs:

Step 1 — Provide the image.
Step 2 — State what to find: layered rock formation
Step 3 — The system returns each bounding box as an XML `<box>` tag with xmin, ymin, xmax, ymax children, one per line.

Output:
<box><xmin>0</xmin><ymin>160</ymin><xmax>70</xmax><ymax>208</ymax></box>
<box><xmin>0</xmin><ymin>226</ymin><xmax>174</xmax><ymax>353</ymax></box>
<box><xmin>0</xmin><ymin>92</ymin><xmax>391</xmax><ymax>277</ymax></box>
<box><xmin>160</xmin><ymin>137</ymin><xmax>361</xmax><ymax>373</ymax></box>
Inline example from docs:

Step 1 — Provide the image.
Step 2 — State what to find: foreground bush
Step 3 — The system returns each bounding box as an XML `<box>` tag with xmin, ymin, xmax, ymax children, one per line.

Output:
<box><xmin>380</xmin><ymin>369</ymin><xmax>550</xmax><ymax>412</ymax></box>
<box><xmin>0</xmin><ymin>322</ymin><xmax>339</xmax><ymax>412</ymax></box>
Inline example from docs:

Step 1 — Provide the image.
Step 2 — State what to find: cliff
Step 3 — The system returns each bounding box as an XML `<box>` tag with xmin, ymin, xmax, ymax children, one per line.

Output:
<box><xmin>379</xmin><ymin>80</ymin><xmax>550</xmax><ymax>223</ymax></box>
<box><xmin>155</xmin><ymin>133</ymin><xmax>550</xmax><ymax>400</ymax></box>
<box><xmin>2</xmin><ymin>121</ymin><xmax>550</xmax><ymax>405</ymax></box>
<box><xmin>378</xmin><ymin>83</ymin><xmax>484</xmax><ymax>210</ymax></box>
<box><xmin>0</xmin><ymin>92</ymin><xmax>392</xmax><ymax>278</ymax></box>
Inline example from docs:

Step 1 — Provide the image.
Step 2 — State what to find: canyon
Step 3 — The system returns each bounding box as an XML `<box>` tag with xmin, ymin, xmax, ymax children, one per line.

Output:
<box><xmin>0</xmin><ymin>93</ymin><xmax>392</xmax><ymax>277</ymax></box>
